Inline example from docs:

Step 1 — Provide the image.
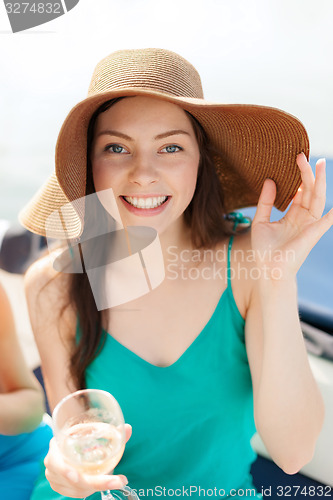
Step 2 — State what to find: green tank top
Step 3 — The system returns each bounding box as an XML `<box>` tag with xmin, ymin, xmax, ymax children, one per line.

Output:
<box><xmin>31</xmin><ymin>214</ymin><xmax>262</xmax><ymax>500</ymax></box>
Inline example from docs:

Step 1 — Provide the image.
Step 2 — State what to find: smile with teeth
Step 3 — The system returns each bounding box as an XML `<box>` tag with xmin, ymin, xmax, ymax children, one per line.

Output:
<box><xmin>122</xmin><ymin>195</ymin><xmax>169</xmax><ymax>209</ymax></box>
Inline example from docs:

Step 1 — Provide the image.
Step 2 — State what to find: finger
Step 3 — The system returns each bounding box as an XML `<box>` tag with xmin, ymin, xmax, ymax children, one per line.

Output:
<box><xmin>125</xmin><ymin>423</ymin><xmax>132</xmax><ymax>443</ymax></box>
<box><xmin>44</xmin><ymin>472</ymin><xmax>99</xmax><ymax>499</ymax></box>
<box><xmin>296</xmin><ymin>153</ymin><xmax>315</xmax><ymax>209</ymax></box>
<box><xmin>292</xmin><ymin>207</ymin><xmax>333</xmax><ymax>268</ymax></box>
<box><xmin>44</xmin><ymin>438</ymin><xmax>67</xmax><ymax>472</ymax></box>
<box><xmin>253</xmin><ymin>178</ymin><xmax>276</xmax><ymax>224</ymax></box>
<box><xmin>311</xmin><ymin>207</ymin><xmax>333</xmax><ymax>243</ymax></box>
<box><xmin>285</xmin><ymin>183</ymin><xmax>304</xmax><ymax>222</ymax></box>
<box><xmin>44</xmin><ymin>439</ymin><xmax>85</xmax><ymax>492</ymax></box>
<box><xmin>291</xmin><ymin>183</ymin><xmax>304</xmax><ymax>207</ymax></box>
<box><xmin>83</xmin><ymin>473</ymin><xmax>128</xmax><ymax>491</ymax></box>
<box><xmin>44</xmin><ymin>463</ymin><xmax>89</xmax><ymax>497</ymax></box>
<box><xmin>309</xmin><ymin>158</ymin><xmax>326</xmax><ymax>219</ymax></box>
<box><xmin>46</xmin><ymin>459</ymin><xmax>128</xmax><ymax>496</ymax></box>
<box><xmin>44</xmin><ymin>436</ymin><xmax>129</xmax><ymax>497</ymax></box>
<box><xmin>44</xmin><ymin>467</ymin><xmax>94</xmax><ymax>498</ymax></box>
<box><xmin>46</xmin><ymin>467</ymin><xmax>127</xmax><ymax>497</ymax></box>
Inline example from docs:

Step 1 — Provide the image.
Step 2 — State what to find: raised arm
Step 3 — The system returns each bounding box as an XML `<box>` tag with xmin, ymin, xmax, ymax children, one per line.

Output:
<box><xmin>0</xmin><ymin>280</ymin><xmax>45</xmax><ymax>435</ymax></box>
<box><xmin>245</xmin><ymin>154</ymin><xmax>333</xmax><ymax>474</ymax></box>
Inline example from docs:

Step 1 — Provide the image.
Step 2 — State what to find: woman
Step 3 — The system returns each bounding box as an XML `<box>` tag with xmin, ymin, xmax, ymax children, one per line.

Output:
<box><xmin>0</xmin><ymin>280</ymin><xmax>52</xmax><ymax>499</ymax></box>
<box><xmin>20</xmin><ymin>48</ymin><xmax>332</xmax><ymax>499</ymax></box>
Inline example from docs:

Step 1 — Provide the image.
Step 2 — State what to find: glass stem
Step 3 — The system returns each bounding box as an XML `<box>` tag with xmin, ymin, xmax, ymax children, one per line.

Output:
<box><xmin>101</xmin><ymin>486</ymin><xmax>139</xmax><ymax>500</ymax></box>
<box><xmin>101</xmin><ymin>491</ymin><xmax>115</xmax><ymax>500</ymax></box>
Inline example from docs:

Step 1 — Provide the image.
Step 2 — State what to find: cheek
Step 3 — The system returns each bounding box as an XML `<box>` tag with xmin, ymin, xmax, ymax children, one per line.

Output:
<box><xmin>184</xmin><ymin>158</ymin><xmax>200</xmax><ymax>191</ymax></box>
<box><xmin>92</xmin><ymin>162</ymin><xmax>117</xmax><ymax>191</ymax></box>
<box><xmin>177</xmin><ymin>160</ymin><xmax>200</xmax><ymax>207</ymax></box>
<box><xmin>92</xmin><ymin>163</ymin><xmax>124</xmax><ymax>223</ymax></box>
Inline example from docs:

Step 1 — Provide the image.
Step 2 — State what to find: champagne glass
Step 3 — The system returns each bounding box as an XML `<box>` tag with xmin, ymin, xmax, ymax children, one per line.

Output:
<box><xmin>53</xmin><ymin>389</ymin><xmax>139</xmax><ymax>500</ymax></box>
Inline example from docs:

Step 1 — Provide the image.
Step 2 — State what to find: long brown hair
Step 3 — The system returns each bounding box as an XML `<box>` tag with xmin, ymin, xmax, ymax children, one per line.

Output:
<box><xmin>69</xmin><ymin>97</ymin><xmax>233</xmax><ymax>390</ymax></box>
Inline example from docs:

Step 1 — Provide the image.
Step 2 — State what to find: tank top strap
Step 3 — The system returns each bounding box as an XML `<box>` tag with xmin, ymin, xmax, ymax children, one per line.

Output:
<box><xmin>226</xmin><ymin>212</ymin><xmax>251</xmax><ymax>282</ymax></box>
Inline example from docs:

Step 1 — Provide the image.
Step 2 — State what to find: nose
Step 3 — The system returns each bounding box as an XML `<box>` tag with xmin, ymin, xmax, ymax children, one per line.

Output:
<box><xmin>128</xmin><ymin>152</ymin><xmax>158</xmax><ymax>187</ymax></box>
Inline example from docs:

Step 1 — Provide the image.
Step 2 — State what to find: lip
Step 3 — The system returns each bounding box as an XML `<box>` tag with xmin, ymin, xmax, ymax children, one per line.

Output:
<box><xmin>120</xmin><ymin>195</ymin><xmax>171</xmax><ymax>216</ymax></box>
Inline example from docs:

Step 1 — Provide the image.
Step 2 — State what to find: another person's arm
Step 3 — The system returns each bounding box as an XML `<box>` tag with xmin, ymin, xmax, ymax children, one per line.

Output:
<box><xmin>0</xmin><ymin>281</ymin><xmax>45</xmax><ymax>435</ymax></box>
<box><xmin>24</xmin><ymin>252</ymin><xmax>78</xmax><ymax>412</ymax></box>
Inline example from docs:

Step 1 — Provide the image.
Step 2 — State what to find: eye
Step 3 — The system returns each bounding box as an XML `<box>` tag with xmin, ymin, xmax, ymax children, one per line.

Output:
<box><xmin>160</xmin><ymin>144</ymin><xmax>183</xmax><ymax>154</ymax></box>
<box><xmin>105</xmin><ymin>144</ymin><xmax>128</xmax><ymax>154</ymax></box>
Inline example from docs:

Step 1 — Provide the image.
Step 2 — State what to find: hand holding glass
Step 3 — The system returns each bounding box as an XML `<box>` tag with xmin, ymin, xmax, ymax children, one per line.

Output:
<box><xmin>53</xmin><ymin>389</ymin><xmax>139</xmax><ymax>500</ymax></box>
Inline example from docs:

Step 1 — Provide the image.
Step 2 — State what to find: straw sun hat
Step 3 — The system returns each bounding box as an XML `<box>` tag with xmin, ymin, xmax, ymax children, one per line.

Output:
<box><xmin>19</xmin><ymin>48</ymin><xmax>309</xmax><ymax>239</ymax></box>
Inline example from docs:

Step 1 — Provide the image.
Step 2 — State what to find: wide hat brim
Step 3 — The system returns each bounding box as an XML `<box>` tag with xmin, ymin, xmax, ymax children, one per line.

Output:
<box><xmin>19</xmin><ymin>87</ymin><xmax>309</xmax><ymax>239</ymax></box>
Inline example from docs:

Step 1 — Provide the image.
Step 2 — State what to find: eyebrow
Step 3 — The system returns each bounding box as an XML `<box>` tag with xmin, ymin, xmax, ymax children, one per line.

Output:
<box><xmin>95</xmin><ymin>130</ymin><xmax>133</xmax><ymax>141</ymax></box>
<box><xmin>95</xmin><ymin>129</ymin><xmax>191</xmax><ymax>141</ymax></box>
<box><xmin>155</xmin><ymin>130</ymin><xmax>191</xmax><ymax>140</ymax></box>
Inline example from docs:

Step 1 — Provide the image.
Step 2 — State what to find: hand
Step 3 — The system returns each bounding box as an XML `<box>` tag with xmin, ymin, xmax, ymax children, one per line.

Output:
<box><xmin>251</xmin><ymin>153</ymin><xmax>333</xmax><ymax>280</ymax></box>
<box><xmin>44</xmin><ymin>423</ymin><xmax>132</xmax><ymax>498</ymax></box>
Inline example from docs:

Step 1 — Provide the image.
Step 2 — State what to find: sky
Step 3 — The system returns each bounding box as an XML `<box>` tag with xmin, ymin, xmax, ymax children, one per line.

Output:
<box><xmin>0</xmin><ymin>0</ymin><xmax>332</xmax><ymax>219</ymax></box>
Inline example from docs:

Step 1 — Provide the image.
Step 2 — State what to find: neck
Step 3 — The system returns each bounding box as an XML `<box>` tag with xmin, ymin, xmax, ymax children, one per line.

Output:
<box><xmin>159</xmin><ymin>218</ymin><xmax>192</xmax><ymax>254</ymax></box>
<box><xmin>119</xmin><ymin>216</ymin><xmax>193</xmax><ymax>256</ymax></box>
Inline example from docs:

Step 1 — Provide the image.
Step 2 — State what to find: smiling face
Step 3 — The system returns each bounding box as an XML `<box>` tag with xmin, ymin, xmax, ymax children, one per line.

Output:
<box><xmin>90</xmin><ymin>96</ymin><xmax>200</xmax><ymax>238</ymax></box>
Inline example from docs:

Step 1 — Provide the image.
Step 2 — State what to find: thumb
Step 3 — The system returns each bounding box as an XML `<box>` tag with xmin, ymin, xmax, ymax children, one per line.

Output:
<box><xmin>125</xmin><ymin>423</ymin><xmax>132</xmax><ymax>443</ymax></box>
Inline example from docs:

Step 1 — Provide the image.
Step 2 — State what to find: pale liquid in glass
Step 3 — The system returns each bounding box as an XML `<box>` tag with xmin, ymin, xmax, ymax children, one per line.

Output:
<box><xmin>60</xmin><ymin>421</ymin><xmax>125</xmax><ymax>475</ymax></box>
